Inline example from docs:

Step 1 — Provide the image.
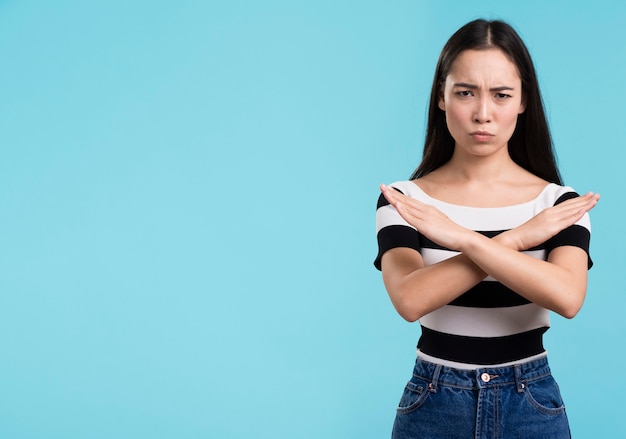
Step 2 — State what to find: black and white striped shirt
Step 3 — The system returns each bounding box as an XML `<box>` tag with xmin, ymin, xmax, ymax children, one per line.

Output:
<box><xmin>375</xmin><ymin>181</ymin><xmax>592</xmax><ymax>367</ymax></box>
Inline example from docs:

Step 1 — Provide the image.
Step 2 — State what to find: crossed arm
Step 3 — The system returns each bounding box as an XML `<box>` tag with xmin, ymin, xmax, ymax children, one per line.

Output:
<box><xmin>379</xmin><ymin>184</ymin><xmax>600</xmax><ymax>322</ymax></box>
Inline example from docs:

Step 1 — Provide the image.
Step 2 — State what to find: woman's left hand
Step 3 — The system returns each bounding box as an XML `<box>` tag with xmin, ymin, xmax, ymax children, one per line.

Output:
<box><xmin>381</xmin><ymin>184</ymin><xmax>472</xmax><ymax>251</ymax></box>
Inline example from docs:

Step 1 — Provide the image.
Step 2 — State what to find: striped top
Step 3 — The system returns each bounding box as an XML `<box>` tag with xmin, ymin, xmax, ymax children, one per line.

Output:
<box><xmin>375</xmin><ymin>181</ymin><xmax>592</xmax><ymax>367</ymax></box>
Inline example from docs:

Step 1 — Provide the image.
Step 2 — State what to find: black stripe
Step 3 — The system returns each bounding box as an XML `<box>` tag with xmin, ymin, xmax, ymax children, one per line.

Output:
<box><xmin>374</xmin><ymin>225</ymin><xmax>421</xmax><ymax>270</ymax></box>
<box><xmin>376</xmin><ymin>192</ymin><xmax>389</xmax><ymax>209</ymax></box>
<box><xmin>550</xmin><ymin>191</ymin><xmax>593</xmax><ymax>268</ymax></box>
<box><xmin>417</xmin><ymin>326</ymin><xmax>547</xmax><ymax>364</ymax></box>
<box><xmin>554</xmin><ymin>191</ymin><xmax>579</xmax><ymax>205</ymax></box>
<box><xmin>418</xmin><ymin>234</ymin><xmax>447</xmax><ymax>251</ymax></box>
<box><xmin>376</xmin><ymin>187</ymin><xmax>405</xmax><ymax>209</ymax></box>
<box><xmin>449</xmin><ymin>281</ymin><xmax>532</xmax><ymax>307</ymax></box>
<box><xmin>545</xmin><ymin>224</ymin><xmax>592</xmax><ymax>268</ymax></box>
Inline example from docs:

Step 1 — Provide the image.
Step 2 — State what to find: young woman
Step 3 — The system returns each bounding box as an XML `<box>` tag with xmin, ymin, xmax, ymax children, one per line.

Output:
<box><xmin>374</xmin><ymin>19</ymin><xmax>599</xmax><ymax>438</ymax></box>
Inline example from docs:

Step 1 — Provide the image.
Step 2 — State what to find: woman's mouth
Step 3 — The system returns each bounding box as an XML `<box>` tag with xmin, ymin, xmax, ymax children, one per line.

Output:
<box><xmin>470</xmin><ymin>131</ymin><xmax>494</xmax><ymax>142</ymax></box>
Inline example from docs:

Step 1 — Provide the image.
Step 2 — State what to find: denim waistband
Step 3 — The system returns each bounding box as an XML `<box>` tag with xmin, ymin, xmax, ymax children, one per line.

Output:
<box><xmin>413</xmin><ymin>356</ymin><xmax>552</xmax><ymax>392</ymax></box>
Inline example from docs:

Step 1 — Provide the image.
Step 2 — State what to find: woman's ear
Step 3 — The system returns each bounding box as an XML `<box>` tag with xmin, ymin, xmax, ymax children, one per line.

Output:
<box><xmin>437</xmin><ymin>80</ymin><xmax>446</xmax><ymax>111</ymax></box>
<box><xmin>438</xmin><ymin>95</ymin><xmax>446</xmax><ymax>111</ymax></box>
<box><xmin>519</xmin><ymin>94</ymin><xmax>527</xmax><ymax>114</ymax></box>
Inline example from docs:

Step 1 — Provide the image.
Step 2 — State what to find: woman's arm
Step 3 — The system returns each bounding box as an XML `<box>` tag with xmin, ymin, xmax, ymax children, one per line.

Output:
<box><xmin>381</xmin><ymin>249</ymin><xmax>485</xmax><ymax>322</ymax></box>
<box><xmin>381</xmin><ymin>231</ymin><xmax>531</xmax><ymax>322</ymax></box>
<box><xmin>459</xmin><ymin>234</ymin><xmax>588</xmax><ymax>318</ymax></box>
<box><xmin>380</xmin><ymin>184</ymin><xmax>599</xmax><ymax>320</ymax></box>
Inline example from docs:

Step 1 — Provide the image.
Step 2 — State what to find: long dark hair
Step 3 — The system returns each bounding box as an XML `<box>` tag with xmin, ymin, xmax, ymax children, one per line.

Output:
<box><xmin>410</xmin><ymin>19</ymin><xmax>562</xmax><ymax>184</ymax></box>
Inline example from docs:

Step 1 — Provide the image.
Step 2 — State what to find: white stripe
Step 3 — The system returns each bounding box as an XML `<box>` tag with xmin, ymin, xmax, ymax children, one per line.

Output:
<box><xmin>416</xmin><ymin>350</ymin><xmax>548</xmax><ymax>370</ymax></box>
<box><xmin>421</xmin><ymin>248</ymin><xmax>459</xmax><ymax>265</ymax></box>
<box><xmin>419</xmin><ymin>302</ymin><xmax>550</xmax><ymax>337</ymax></box>
<box><xmin>375</xmin><ymin>204</ymin><xmax>413</xmax><ymax>233</ymax></box>
<box><xmin>376</xmin><ymin>181</ymin><xmax>590</xmax><ymax>236</ymax></box>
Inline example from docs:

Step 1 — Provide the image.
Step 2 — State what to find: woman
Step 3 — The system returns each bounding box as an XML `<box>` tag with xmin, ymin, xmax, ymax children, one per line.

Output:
<box><xmin>375</xmin><ymin>19</ymin><xmax>599</xmax><ymax>438</ymax></box>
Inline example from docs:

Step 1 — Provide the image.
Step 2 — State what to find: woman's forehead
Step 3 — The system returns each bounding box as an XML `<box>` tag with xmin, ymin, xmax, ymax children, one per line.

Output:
<box><xmin>447</xmin><ymin>49</ymin><xmax>521</xmax><ymax>84</ymax></box>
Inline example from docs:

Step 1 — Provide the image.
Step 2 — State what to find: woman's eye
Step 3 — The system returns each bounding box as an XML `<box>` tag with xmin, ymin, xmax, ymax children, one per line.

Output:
<box><xmin>456</xmin><ymin>91</ymin><xmax>472</xmax><ymax>97</ymax></box>
<box><xmin>495</xmin><ymin>93</ymin><xmax>512</xmax><ymax>99</ymax></box>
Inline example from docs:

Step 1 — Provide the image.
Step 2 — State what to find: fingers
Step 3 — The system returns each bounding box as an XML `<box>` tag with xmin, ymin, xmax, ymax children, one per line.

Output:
<box><xmin>583</xmin><ymin>192</ymin><xmax>600</xmax><ymax>211</ymax></box>
<box><xmin>380</xmin><ymin>184</ymin><xmax>429</xmax><ymax>224</ymax></box>
<box><xmin>380</xmin><ymin>184</ymin><xmax>397</xmax><ymax>202</ymax></box>
<box><xmin>555</xmin><ymin>192</ymin><xmax>600</xmax><ymax>218</ymax></box>
<box><xmin>576</xmin><ymin>193</ymin><xmax>600</xmax><ymax>216</ymax></box>
<box><xmin>381</xmin><ymin>184</ymin><xmax>410</xmax><ymax>220</ymax></box>
<box><xmin>382</xmin><ymin>184</ymin><xmax>600</xmax><ymax>235</ymax></box>
<box><xmin>535</xmin><ymin>192</ymin><xmax>600</xmax><ymax>233</ymax></box>
<box><xmin>381</xmin><ymin>184</ymin><xmax>424</xmax><ymax>210</ymax></box>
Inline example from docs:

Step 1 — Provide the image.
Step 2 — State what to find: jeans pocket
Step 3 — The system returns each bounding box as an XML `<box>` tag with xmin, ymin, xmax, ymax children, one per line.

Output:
<box><xmin>396</xmin><ymin>378</ymin><xmax>431</xmax><ymax>415</ymax></box>
<box><xmin>523</xmin><ymin>375</ymin><xmax>566</xmax><ymax>416</ymax></box>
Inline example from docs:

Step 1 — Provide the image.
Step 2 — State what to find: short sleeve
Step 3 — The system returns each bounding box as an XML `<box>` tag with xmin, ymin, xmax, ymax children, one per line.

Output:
<box><xmin>544</xmin><ymin>191</ymin><xmax>593</xmax><ymax>269</ymax></box>
<box><xmin>373</xmin><ymin>188</ymin><xmax>421</xmax><ymax>271</ymax></box>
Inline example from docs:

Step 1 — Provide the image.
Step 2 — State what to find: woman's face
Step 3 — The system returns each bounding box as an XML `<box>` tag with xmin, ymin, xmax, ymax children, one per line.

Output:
<box><xmin>438</xmin><ymin>49</ymin><xmax>526</xmax><ymax>159</ymax></box>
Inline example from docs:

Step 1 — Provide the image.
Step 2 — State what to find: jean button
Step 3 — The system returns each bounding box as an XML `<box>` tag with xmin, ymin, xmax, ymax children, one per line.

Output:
<box><xmin>481</xmin><ymin>373</ymin><xmax>491</xmax><ymax>383</ymax></box>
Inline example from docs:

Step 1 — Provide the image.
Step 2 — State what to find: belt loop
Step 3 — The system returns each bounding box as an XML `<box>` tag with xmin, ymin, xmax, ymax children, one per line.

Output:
<box><xmin>429</xmin><ymin>364</ymin><xmax>442</xmax><ymax>393</ymax></box>
<box><xmin>514</xmin><ymin>364</ymin><xmax>525</xmax><ymax>393</ymax></box>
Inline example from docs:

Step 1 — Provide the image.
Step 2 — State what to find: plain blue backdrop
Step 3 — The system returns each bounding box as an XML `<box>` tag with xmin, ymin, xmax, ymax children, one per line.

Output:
<box><xmin>0</xmin><ymin>1</ymin><xmax>623</xmax><ymax>437</ymax></box>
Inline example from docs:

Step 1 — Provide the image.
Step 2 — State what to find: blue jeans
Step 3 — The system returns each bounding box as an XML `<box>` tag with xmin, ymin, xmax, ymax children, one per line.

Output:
<box><xmin>392</xmin><ymin>357</ymin><xmax>571</xmax><ymax>439</ymax></box>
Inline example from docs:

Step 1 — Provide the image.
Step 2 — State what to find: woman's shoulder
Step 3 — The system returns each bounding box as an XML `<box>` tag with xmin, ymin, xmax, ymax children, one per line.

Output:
<box><xmin>385</xmin><ymin>180</ymin><xmax>428</xmax><ymax>198</ymax></box>
<box><xmin>536</xmin><ymin>182</ymin><xmax>581</xmax><ymax>206</ymax></box>
<box><xmin>376</xmin><ymin>180</ymin><xmax>431</xmax><ymax>210</ymax></box>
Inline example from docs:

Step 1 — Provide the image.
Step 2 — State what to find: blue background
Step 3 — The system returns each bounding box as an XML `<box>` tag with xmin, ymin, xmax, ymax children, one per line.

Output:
<box><xmin>0</xmin><ymin>1</ymin><xmax>623</xmax><ymax>437</ymax></box>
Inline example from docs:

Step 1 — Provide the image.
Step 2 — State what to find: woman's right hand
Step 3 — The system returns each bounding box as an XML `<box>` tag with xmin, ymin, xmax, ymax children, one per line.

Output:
<box><xmin>380</xmin><ymin>183</ymin><xmax>474</xmax><ymax>251</ymax></box>
<box><xmin>502</xmin><ymin>192</ymin><xmax>600</xmax><ymax>251</ymax></box>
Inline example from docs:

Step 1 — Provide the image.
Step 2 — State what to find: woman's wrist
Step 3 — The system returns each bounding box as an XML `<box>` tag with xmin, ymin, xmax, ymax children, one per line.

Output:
<box><xmin>493</xmin><ymin>230</ymin><xmax>521</xmax><ymax>251</ymax></box>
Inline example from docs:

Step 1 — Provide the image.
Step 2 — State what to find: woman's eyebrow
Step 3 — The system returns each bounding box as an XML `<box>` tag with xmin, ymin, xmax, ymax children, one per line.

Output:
<box><xmin>453</xmin><ymin>82</ymin><xmax>516</xmax><ymax>92</ymax></box>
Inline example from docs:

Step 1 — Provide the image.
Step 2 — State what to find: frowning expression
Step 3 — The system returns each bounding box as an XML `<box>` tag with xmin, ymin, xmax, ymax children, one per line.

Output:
<box><xmin>438</xmin><ymin>49</ymin><xmax>526</xmax><ymax>158</ymax></box>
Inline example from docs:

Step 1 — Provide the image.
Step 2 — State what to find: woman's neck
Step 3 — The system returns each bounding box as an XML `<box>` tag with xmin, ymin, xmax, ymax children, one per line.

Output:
<box><xmin>415</xmin><ymin>149</ymin><xmax>548</xmax><ymax>207</ymax></box>
<box><xmin>442</xmin><ymin>148</ymin><xmax>520</xmax><ymax>184</ymax></box>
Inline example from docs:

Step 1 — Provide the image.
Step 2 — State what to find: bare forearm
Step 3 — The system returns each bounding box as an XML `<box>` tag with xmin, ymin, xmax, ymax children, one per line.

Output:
<box><xmin>384</xmin><ymin>234</ymin><xmax>518</xmax><ymax>321</ymax></box>
<box><xmin>388</xmin><ymin>253</ymin><xmax>485</xmax><ymax>321</ymax></box>
<box><xmin>460</xmin><ymin>233</ymin><xmax>587</xmax><ymax>318</ymax></box>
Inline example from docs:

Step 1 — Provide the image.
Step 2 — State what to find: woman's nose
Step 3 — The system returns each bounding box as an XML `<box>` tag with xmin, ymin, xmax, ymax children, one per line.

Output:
<box><xmin>473</xmin><ymin>97</ymin><xmax>491</xmax><ymax>123</ymax></box>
